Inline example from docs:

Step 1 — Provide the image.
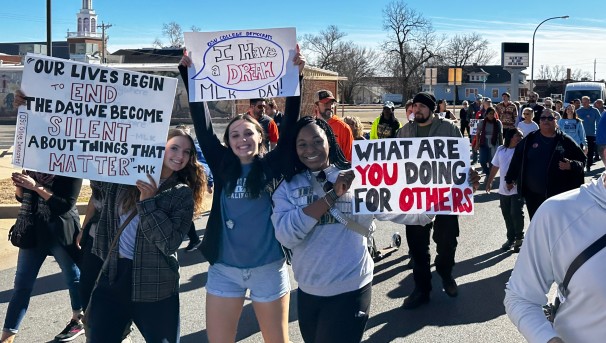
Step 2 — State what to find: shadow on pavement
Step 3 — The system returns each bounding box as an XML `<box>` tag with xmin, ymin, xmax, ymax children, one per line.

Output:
<box><xmin>366</xmin><ymin>249</ymin><xmax>513</xmax><ymax>342</ymax></box>
<box><xmin>0</xmin><ymin>268</ymin><xmax>67</xmax><ymax>303</ymax></box>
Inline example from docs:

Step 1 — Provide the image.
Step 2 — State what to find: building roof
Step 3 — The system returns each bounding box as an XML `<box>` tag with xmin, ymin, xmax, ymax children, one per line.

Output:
<box><xmin>111</xmin><ymin>48</ymin><xmax>183</xmax><ymax>63</ymax></box>
<box><xmin>430</xmin><ymin>65</ymin><xmax>525</xmax><ymax>84</ymax></box>
<box><xmin>0</xmin><ymin>41</ymin><xmax>69</xmax><ymax>59</ymax></box>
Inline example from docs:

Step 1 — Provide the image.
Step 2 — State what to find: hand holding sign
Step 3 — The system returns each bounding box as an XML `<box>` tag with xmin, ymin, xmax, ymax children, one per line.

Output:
<box><xmin>137</xmin><ymin>173</ymin><xmax>158</xmax><ymax>201</ymax></box>
<box><xmin>334</xmin><ymin>170</ymin><xmax>355</xmax><ymax>197</ymax></box>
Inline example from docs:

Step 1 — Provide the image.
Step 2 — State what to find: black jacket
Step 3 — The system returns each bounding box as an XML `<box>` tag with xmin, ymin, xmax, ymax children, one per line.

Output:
<box><xmin>504</xmin><ymin>129</ymin><xmax>586</xmax><ymax>198</ymax></box>
<box><xmin>179</xmin><ymin>65</ymin><xmax>301</xmax><ymax>264</ymax></box>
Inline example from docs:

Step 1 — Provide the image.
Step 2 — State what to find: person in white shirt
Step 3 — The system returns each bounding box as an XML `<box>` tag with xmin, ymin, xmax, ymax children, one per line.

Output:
<box><xmin>485</xmin><ymin>128</ymin><xmax>525</xmax><ymax>252</ymax></box>
<box><xmin>504</xmin><ymin>131</ymin><xmax>606</xmax><ymax>343</ymax></box>
<box><xmin>517</xmin><ymin>107</ymin><xmax>539</xmax><ymax>137</ymax></box>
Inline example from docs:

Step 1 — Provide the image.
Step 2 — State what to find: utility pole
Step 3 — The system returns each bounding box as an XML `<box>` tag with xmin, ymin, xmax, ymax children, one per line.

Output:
<box><xmin>97</xmin><ymin>22</ymin><xmax>112</xmax><ymax>63</ymax></box>
<box><xmin>46</xmin><ymin>0</ymin><xmax>52</xmax><ymax>56</ymax></box>
<box><xmin>594</xmin><ymin>59</ymin><xmax>597</xmax><ymax>81</ymax></box>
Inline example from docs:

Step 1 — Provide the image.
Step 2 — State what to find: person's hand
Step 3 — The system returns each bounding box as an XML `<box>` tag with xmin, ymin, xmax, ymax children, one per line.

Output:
<box><xmin>485</xmin><ymin>180</ymin><xmax>492</xmax><ymax>193</ymax></box>
<box><xmin>293</xmin><ymin>44</ymin><xmax>306</xmax><ymax>75</ymax></box>
<box><xmin>468</xmin><ymin>169</ymin><xmax>481</xmax><ymax>192</ymax></box>
<box><xmin>333</xmin><ymin>170</ymin><xmax>355</xmax><ymax>197</ymax></box>
<box><xmin>179</xmin><ymin>48</ymin><xmax>193</xmax><ymax>67</ymax></box>
<box><xmin>136</xmin><ymin>174</ymin><xmax>158</xmax><ymax>201</ymax></box>
<box><xmin>76</xmin><ymin>230</ymin><xmax>83</xmax><ymax>250</ymax></box>
<box><xmin>506</xmin><ymin>182</ymin><xmax>515</xmax><ymax>191</ymax></box>
<box><xmin>13</xmin><ymin>89</ymin><xmax>27</xmax><ymax>109</ymax></box>
<box><xmin>583</xmin><ymin>146</ymin><xmax>588</xmax><ymax>155</ymax></box>
<box><xmin>559</xmin><ymin>158</ymin><xmax>572</xmax><ymax>170</ymax></box>
<box><xmin>11</xmin><ymin>171</ymin><xmax>38</xmax><ymax>191</ymax></box>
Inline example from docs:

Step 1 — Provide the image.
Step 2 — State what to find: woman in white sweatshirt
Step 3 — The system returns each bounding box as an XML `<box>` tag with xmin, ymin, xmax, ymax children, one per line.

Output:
<box><xmin>271</xmin><ymin>116</ymin><xmax>432</xmax><ymax>343</ymax></box>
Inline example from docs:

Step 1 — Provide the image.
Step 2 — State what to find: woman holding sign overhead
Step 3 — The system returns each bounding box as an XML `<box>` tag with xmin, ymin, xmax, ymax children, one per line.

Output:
<box><xmin>271</xmin><ymin>116</ymin><xmax>433</xmax><ymax>342</ymax></box>
<box><xmin>85</xmin><ymin>128</ymin><xmax>206</xmax><ymax>343</ymax></box>
<box><xmin>179</xmin><ymin>48</ymin><xmax>304</xmax><ymax>343</ymax></box>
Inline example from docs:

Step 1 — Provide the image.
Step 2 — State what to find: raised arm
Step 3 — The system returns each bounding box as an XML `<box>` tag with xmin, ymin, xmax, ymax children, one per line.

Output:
<box><xmin>178</xmin><ymin>56</ymin><xmax>226</xmax><ymax>171</ymax></box>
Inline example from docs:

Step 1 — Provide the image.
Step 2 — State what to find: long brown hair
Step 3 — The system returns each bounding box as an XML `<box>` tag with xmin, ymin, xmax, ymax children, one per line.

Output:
<box><xmin>121</xmin><ymin>128</ymin><xmax>207</xmax><ymax>215</ymax></box>
<box><xmin>220</xmin><ymin>114</ymin><xmax>268</xmax><ymax>197</ymax></box>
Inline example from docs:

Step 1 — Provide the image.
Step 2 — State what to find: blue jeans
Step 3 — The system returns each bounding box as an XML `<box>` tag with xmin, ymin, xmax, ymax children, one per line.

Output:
<box><xmin>87</xmin><ymin>258</ymin><xmax>180</xmax><ymax>343</ymax></box>
<box><xmin>479</xmin><ymin>145</ymin><xmax>493</xmax><ymax>175</ymax></box>
<box><xmin>3</xmin><ymin>242</ymin><xmax>81</xmax><ymax>333</ymax></box>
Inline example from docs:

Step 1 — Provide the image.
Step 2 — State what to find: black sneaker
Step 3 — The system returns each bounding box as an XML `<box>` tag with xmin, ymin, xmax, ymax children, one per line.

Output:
<box><xmin>185</xmin><ymin>239</ymin><xmax>202</xmax><ymax>252</ymax></box>
<box><xmin>513</xmin><ymin>239</ymin><xmax>523</xmax><ymax>253</ymax></box>
<box><xmin>442</xmin><ymin>278</ymin><xmax>458</xmax><ymax>297</ymax></box>
<box><xmin>402</xmin><ymin>290</ymin><xmax>430</xmax><ymax>310</ymax></box>
<box><xmin>501</xmin><ymin>240</ymin><xmax>514</xmax><ymax>251</ymax></box>
<box><xmin>55</xmin><ymin>319</ymin><xmax>84</xmax><ymax>342</ymax></box>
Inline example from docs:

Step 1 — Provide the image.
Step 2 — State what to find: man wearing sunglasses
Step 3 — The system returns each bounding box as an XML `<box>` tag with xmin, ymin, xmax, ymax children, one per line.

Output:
<box><xmin>248</xmin><ymin>98</ymin><xmax>279</xmax><ymax>150</ymax></box>
<box><xmin>505</xmin><ymin>109</ymin><xmax>586</xmax><ymax>221</ymax></box>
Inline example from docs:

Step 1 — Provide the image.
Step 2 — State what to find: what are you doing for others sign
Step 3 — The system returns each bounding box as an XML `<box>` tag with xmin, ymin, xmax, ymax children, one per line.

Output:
<box><xmin>184</xmin><ymin>27</ymin><xmax>300</xmax><ymax>102</ymax></box>
<box><xmin>13</xmin><ymin>54</ymin><xmax>177</xmax><ymax>185</ymax></box>
<box><xmin>351</xmin><ymin>138</ymin><xmax>474</xmax><ymax>215</ymax></box>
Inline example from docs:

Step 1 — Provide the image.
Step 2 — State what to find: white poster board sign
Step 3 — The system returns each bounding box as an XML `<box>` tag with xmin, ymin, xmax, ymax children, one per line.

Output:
<box><xmin>184</xmin><ymin>27</ymin><xmax>299</xmax><ymax>102</ymax></box>
<box><xmin>351</xmin><ymin>138</ymin><xmax>474</xmax><ymax>215</ymax></box>
<box><xmin>469</xmin><ymin>119</ymin><xmax>480</xmax><ymax>136</ymax></box>
<box><xmin>13</xmin><ymin>54</ymin><xmax>177</xmax><ymax>185</ymax></box>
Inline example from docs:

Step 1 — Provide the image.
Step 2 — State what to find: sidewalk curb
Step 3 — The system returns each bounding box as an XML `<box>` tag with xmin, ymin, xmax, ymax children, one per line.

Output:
<box><xmin>0</xmin><ymin>203</ymin><xmax>88</xmax><ymax>220</ymax></box>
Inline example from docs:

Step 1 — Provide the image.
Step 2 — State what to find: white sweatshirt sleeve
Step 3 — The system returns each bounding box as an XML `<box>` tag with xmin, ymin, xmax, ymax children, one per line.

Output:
<box><xmin>271</xmin><ymin>178</ymin><xmax>319</xmax><ymax>249</ymax></box>
<box><xmin>504</xmin><ymin>204</ymin><xmax>559</xmax><ymax>343</ymax></box>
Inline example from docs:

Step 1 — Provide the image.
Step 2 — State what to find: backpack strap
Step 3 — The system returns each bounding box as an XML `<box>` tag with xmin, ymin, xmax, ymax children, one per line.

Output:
<box><xmin>559</xmin><ymin>233</ymin><xmax>606</xmax><ymax>301</ymax></box>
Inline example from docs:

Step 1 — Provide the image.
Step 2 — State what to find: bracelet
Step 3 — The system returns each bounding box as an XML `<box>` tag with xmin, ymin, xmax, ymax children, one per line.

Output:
<box><xmin>325</xmin><ymin>189</ymin><xmax>339</xmax><ymax>202</ymax></box>
<box><xmin>322</xmin><ymin>196</ymin><xmax>334</xmax><ymax>208</ymax></box>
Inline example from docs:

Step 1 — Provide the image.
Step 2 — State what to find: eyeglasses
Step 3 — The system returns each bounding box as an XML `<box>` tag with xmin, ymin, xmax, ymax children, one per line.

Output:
<box><xmin>540</xmin><ymin>116</ymin><xmax>555</xmax><ymax>121</ymax></box>
<box><xmin>316</xmin><ymin>170</ymin><xmax>334</xmax><ymax>192</ymax></box>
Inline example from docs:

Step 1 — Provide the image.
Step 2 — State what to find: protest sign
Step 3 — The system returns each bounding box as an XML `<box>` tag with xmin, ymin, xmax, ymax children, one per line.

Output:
<box><xmin>470</xmin><ymin>118</ymin><xmax>480</xmax><ymax>136</ymax></box>
<box><xmin>351</xmin><ymin>138</ymin><xmax>473</xmax><ymax>215</ymax></box>
<box><xmin>13</xmin><ymin>53</ymin><xmax>177</xmax><ymax>185</ymax></box>
<box><xmin>184</xmin><ymin>27</ymin><xmax>299</xmax><ymax>102</ymax></box>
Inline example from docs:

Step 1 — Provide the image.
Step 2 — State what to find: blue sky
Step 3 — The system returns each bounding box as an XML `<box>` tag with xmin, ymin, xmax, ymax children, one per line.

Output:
<box><xmin>2</xmin><ymin>0</ymin><xmax>606</xmax><ymax>80</ymax></box>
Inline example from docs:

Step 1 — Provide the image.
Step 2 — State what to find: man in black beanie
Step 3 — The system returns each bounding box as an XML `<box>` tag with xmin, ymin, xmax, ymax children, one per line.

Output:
<box><xmin>395</xmin><ymin>91</ymin><xmax>475</xmax><ymax>309</ymax></box>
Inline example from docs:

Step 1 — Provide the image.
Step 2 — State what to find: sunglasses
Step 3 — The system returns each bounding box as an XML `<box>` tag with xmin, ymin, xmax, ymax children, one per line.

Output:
<box><xmin>316</xmin><ymin>170</ymin><xmax>334</xmax><ymax>192</ymax></box>
<box><xmin>540</xmin><ymin>116</ymin><xmax>555</xmax><ymax>121</ymax></box>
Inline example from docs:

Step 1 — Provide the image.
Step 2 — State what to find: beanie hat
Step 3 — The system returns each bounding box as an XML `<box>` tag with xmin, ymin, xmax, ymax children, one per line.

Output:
<box><xmin>412</xmin><ymin>92</ymin><xmax>436</xmax><ymax>112</ymax></box>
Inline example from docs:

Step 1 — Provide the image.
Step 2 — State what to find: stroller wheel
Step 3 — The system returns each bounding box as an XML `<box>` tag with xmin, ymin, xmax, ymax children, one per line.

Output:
<box><xmin>392</xmin><ymin>233</ymin><xmax>402</xmax><ymax>248</ymax></box>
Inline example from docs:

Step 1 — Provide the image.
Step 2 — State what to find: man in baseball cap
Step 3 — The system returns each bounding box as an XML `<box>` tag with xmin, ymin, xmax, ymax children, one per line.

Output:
<box><xmin>314</xmin><ymin>89</ymin><xmax>353</xmax><ymax>160</ymax></box>
<box><xmin>370</xmin><ymin>101</ymin><xmax>401</xmax><ymax>139</ymax></box>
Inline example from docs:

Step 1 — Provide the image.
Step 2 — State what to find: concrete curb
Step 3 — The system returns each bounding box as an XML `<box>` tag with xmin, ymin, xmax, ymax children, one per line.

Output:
<box><xmin>0</xmin><ymin>202</ymin><xmax>88</xmax><ymax>220</ymax></box>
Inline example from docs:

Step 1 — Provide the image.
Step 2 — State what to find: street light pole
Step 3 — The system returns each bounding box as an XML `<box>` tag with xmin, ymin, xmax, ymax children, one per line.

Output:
<box><xmin>530</xmin><ymin>15</ymin><xmax>569</xmax><ymax>92</ymax></box>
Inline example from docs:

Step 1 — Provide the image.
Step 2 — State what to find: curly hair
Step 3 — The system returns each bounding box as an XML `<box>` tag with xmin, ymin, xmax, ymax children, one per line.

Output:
<box><xmin>343</xmin><ymin>115</ymin><xmax>365</xmax><ymax>139</ymax></box>
<box><xmin>220</xmin><ymin>114</ymin><xmax>268</xmax><ymax>198</ymax></box>
<box><xmin>283</xmin><ymin>116</ymin><xmax>350</xmax><ymax>181</ymax></box>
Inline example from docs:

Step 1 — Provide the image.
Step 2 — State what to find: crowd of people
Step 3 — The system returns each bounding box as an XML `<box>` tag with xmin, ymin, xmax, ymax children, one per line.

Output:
<box><xmin>3</xmin><ymin>45</ymin><xmax>606</xmax><ymax>343</ymax></box>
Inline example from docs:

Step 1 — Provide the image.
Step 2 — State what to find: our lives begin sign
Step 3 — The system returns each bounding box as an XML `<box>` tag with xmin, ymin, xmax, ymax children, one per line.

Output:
<box><xmin>351</xmin><ymin>138</ymin><xmax>474</xmax><ymax>215</ymax></box>
<box><xmin>184</xmin><ymin>27</ymin><xmax>299</xmax><ymax>102</ymax></box>
<box><xmin>12</xmin><ymin>54</ymin><xmax>177</xmax><ymax>185</ymax></box>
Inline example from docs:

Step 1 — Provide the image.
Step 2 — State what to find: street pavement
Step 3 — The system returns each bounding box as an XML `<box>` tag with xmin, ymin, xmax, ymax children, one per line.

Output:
<box><xmin>0</xmin><ymin>126</ymin><xmax>603</xmax><ymax>341</ymax></box>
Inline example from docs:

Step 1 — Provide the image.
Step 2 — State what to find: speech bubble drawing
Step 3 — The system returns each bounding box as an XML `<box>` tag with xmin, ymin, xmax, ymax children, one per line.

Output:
<box><xmin>191</xmin><ymin>35</ymin><xmax>285</xmax><ymax>92</ymax></box>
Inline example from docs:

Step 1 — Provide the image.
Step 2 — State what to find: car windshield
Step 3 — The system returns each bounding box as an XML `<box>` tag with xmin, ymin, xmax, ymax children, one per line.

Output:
<box><xmin>564</xmin><ymin>90</ymin><xmax>602</xmax><ymax>104</ymax></box>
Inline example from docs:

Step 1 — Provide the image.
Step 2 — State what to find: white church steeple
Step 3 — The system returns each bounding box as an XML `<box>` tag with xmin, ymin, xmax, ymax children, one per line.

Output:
<box><xmin>77</xmin><ymin>0</ymin><xmax>98</xmax><ymax>36</ymax></box>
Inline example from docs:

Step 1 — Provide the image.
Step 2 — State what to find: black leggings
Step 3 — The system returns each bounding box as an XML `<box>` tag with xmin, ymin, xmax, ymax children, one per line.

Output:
<box><xmin>297</xmin><ymin>282</ymin><xmax>372</xmax><ymax>343</ymax></box>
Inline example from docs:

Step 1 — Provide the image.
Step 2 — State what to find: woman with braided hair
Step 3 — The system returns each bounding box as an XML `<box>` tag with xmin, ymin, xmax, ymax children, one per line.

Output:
<box><xmin>271</xmin><ymin>116</ymin><xmax>433</xmax><ymax>343</ymax></box>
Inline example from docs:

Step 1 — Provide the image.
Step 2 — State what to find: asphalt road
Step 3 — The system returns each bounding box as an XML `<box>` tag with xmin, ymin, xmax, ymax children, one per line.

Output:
<box><xmin>4</xmin><ymin>166</ymin><xmax>602</xmax><ymax>343</ymax></box>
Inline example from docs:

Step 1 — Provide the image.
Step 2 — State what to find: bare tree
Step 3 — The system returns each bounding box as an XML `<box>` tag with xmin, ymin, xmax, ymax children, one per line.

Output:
<box><xmin>163</xmin><ymin>22</ymin><xmax>184</xmax><ymax>48</ymax></box>
<box><xmin>339</xmin><ymin>45</ymin><xmax>378</xmax><ymax>104</ymax></box>
<box><xmin>441</xmin><ymin>33</ymin><xmax>495</xmax><ymax>66</ymax></box>
<box><xmin>190</xmin><ymin>25</ymin><xmax>201</xmax><ymax>32</ymax></box>
<box><xmin>381</xmin><ymin>1</ymin><xmax>439</xmax><ymax>101</ymax></box>
<box><xmin>539</xmin><ymin>64</ymin><xmax>589</xmax><ymax>81</ymax></box>
<box><xmin>301</xmin><ymin>25</ymin><xmax>348</xmax><ymax>70</ymax></box>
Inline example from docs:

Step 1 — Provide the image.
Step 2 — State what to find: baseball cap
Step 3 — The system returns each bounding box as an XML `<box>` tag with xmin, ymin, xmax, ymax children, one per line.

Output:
<box><xmin>475</xmin><ymin>94</ymin><xmax>483</xmax><ymax>101</ymax></box>
<box><xmin>314</xmin><ymin>90</ymin><xmax>336</xmax><ymax>104</ymax></box>
<box><xmin>383</xmin><ymin>101</ymin><xmax>395</xmax><ymax>109</ymax></box>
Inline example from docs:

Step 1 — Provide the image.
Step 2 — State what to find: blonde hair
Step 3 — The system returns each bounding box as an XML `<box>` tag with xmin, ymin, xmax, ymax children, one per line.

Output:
<box><xmin>343</xmin><ymin>115</ymin><xmax>365</xmax><ymax>139</ymax></box>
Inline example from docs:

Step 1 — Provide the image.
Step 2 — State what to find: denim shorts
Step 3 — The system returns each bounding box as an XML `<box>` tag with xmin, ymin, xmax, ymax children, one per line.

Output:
<box><xmin>206</xmin><ymin>258</ymin><xmax>290</xmax><ymax>302</ymax></box>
